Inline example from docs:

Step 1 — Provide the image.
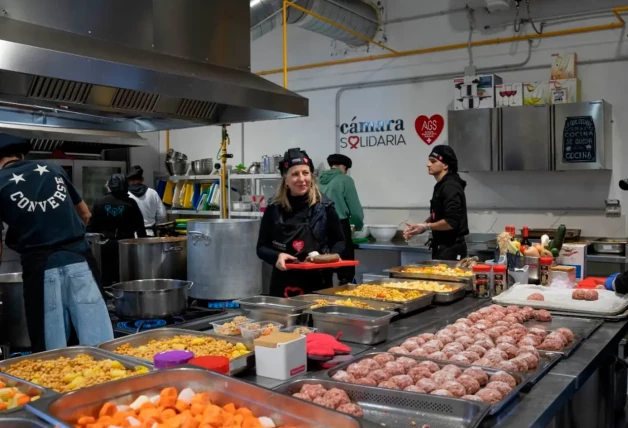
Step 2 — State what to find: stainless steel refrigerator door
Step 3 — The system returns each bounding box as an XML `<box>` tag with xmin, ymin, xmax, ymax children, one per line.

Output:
<box><xmin>554</xmin><ymin>100</ymin><xmax>612</xmax><ymax>171</ymax></box>
<box><xmin>73</xmin><ymin>160</ymin><xmax>127</xmax><ymax>209</ymax></box>
<box><xmin>448</xmin><ymin>108</ymin><xmax>498</xmax><ymax>172</ymax></box>
<box><xmin>500</xmin><ymin>105</ymin><xmax>552</xmax><ymax>171</ymax></box>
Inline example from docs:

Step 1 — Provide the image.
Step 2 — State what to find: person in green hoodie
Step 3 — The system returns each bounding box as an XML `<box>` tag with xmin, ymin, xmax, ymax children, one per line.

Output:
<box><xmin>319</xmin><ymin>154</ymin><xmax>364</xmax><ymax>284</ymax></box>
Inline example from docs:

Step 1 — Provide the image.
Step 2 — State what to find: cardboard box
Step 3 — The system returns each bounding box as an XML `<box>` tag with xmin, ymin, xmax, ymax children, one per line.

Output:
<box><xmin>254</xmin><ymin>332</ymin><xmax>306</xmax><ymax>380</ymax></box>
<box><xmin>496</xmin><ymin>83</ymin><xmax>523</xmax><ymax>107</ymax></box>
<box><xmin>549</xmin><ymin>79</ymin><xmax>581</xmax><ymax>104</ymax></box>
<box><xmin>453</xmin><ymin>74</ymin><xmax>502</xmax><ymax>110</ymax></box>
<box><xmin>523</xmin><ymin>82</ymin><xmax>550</xmax><ymax>106</ymax></box>
<box><xmin>557</xmin><ymin>243</ymin><xmax>587</xmax><ymax>282</ymax></box>
<box><xmin>551</xmin><ymin>52</ymin><xmax>577</xmax><ymax>80</ymax></box>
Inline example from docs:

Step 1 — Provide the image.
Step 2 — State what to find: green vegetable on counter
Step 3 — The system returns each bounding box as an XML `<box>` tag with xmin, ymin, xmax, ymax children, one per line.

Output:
<box><xmin>551</xmin><ymin>248</ymin><xmax>559</xmax><ymax>257</ymax></box>
<box><xmin>554</xmin><ymin>224</ymin><xmax>567</xmax><ymax>252</ymax></box>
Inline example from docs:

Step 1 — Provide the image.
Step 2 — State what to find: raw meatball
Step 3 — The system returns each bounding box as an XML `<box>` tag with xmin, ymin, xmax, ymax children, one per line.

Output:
<box><xmin>436</xmin><ymin>335</ymin><xmax>454</xmax><ymax>346</ymax></box>
<box><xmin>402</xmin><ymin>337</ymin><xmax>425</xmax><ymax>347</ymax></box>
<box><xmin>354</xmin><ymin>377</ymin><xmax>377</xmax><ymax>387</ymax></box>
<box><xmin>508</xmin><ymin>357</ymin><xmax>529</xmax><ymax>372</ymax></box>
<box><xmin>418</xmin><ymin>361</ymin><xmax>441</xmax><ymax>373</ymax></box>
<box><xmin>518</xmin><ymin>335</ymin><xmax>542</xmax><ymax>347</ymax></box>
<box><xmin>358</xmin><ymin>358</ymin><xmax>382</xmax><ymax>371</ymax></box>
<box><xmin>556</xmin><ymin>328</ymin><xmax>575</xmax><ymax>343</ymax></box>
<box><xmin>505</xmin><ymin>306</ymin><xmax>520</xmax><ymax>314</ymax></box>
<box><xmin>516</xmin><ymin>346</ymin><xmax>539</xmax><ymax>358</ymax></box>
<box><xmin>528</xmin><ymin>328</ymin><xmax>548</xmax><ymax>339</ymax></box>
<box><xmin>495</xmin><ymin>320</ymin><xmax>511</xmax><ymax>327</ymax></box>
<box><xmin>417</xmin><ymin>378</ymin><xmax>440</xmax><ymax>393</ymax></box>
<box><xmin>546</xmin><ymin>332</ymin><xmax>568</xmax><ymax>346</ymax></box>
<box><xmin>503</xmin><ymin>315</ymin><xmax>519</xmax><ymax>324</ymax></box>
<box><xmin>441</xmin><ymin>364</ymin><xmax>463</xmax><ymax>378</ymax></box>
<box><xmin>478</xmin><ymin>307</ymin><xmax>494</xmax><ymax>315</ymax></box>
<box><xmin>495</xmin><ymin>336</ymin><xmax>517</xmax><ymax>346</ymax></box>
<box><xmin>428</xmin><ymin>351</ymin><xmax>448</xmax><ymax>361</ymax></box>
<box><xmin>423</xmin><ymin>341</ymin><xmax>443</xmax><ymax>354</ymax></box>
<box><xmin>442</xmin><ymin>348</ymin><xmax>459</xmax><ymax>359</ymax></box>
<box><xmin>496</xmin><ymin>343</ymin><xmax>519</xmax><ymax>359</ymax></box>
<box><xmin>490</xmin><ymin>304</ymin><xmax>508</xmax><ymax>313</ymax></box>
<box><xmin>373</xmin><ymin>353</ymin><xmax>396</xmax><ymax>366</ymax></box>
<box><xmin>474</xmin><ymin>358</ymin><xmax>497</xmax><ymax>369</ymax></box>
<box><xmin>454</xmin><ymin>329</ymin><xmax>471</xmax><ymax>339</ymax></box>
<box><xmin>323</xmin><ymin>388</ymin><xmax>351</xmax><ymax>408</ymax></box>
<box><xmin>404</xmin><ymin>385</ymin><xmax>426</xmax><ymax>393</ymax></box>
<box><xmin>511</xmin><ymin>312</ymin><xmax>526</xmax><ymax>323</ymax></box>
<box><xmin>383</xmin><ymin>361</ymin><xmax>406</xmax><ymax>377</ymax></box>
<box><xmin>347</xmin><ymin>363</ymin><xmax>370</xmax><ymax>379</ymax></box>
<box><xmin>505</xmin><ymin>329</ymin><xmax>527</xmax><ymax>342</ymax></box>
<box><xmin>485</xmin><ymin>328</ymin><xmax>504</xmax><ymax>341</ymax></box>
<box><xmin>474</xmin><ymin>322</ymin><xmax>490</xmax><ymax>331</ymax></box>
<box><xmin>292</xmin><ymin>393</ymin><xmax>311</xmax><ymax>401</ymax></box>
<box><xmin>332</xmin><ymin>370</ymin><xmax>357</xmax><ymax>383</ymax></box>
<box><xmin>509</xmin><ymin>323</ymin><xmax>526</xmax><ymax>331</ymax></box>
<box><xmin>435</xmin><ymin>330</ymin><xmax>454</xmax><ymax>340</ymax></box>
<box><xmin>585</xmin><ymin>290</ymin><xmax>599</xmax><ymax>301</ymax></box>
<box><xmin>450</xmin><ymin>354</ymin><xmax>471</xmax><ymax>364</ymax></box>
<box><xmin>467</xmin><ymin>312</ymin><xmax>483</xmax><ymax>323</ymax></box>
<box><xmin>337</xmin><ymin>403</ymin><xmax>364</xmax><ymax>418</ymax></box>
<box><xmin>455</xmin><ymin>336</ymin><xmax>475</xmax><ymax>349</ymax></box>
<box><xmin>417</xmin><ymin>333</ymin><xmax>436</xmax><ymax>341</ymax></box>
<box><xmin>431</xmin><ymin>370</ymin><xmax>457</xmax><ymax>384</ymax></box>
<box><xmin>462</xmin><ymin>394</ymin><xmax>484</xmax><ymax>402</ymax></box>
<box><xmin>378</xmin><ymin>380</ymin><xmax>401</xmax><ymax>390</ymax></box>
<box><xmin>444</xmin><ymin>325</ymin><xmax>459</xmax><ymax>333</ymax></box>
<box><xmin>457</xmin><ymin>374</ymin><xmax>481</xmax><ymax>394</ymax></box>
<box><xmin>474</xmin><ymin>333</ymin><xmax>492</xmax><ymax>342</ymax></box>
<box><xmin>459</xmin><ymin>350</ymin><xmax>481</xmax><ymax>363</ymax></box>
<box><xmin>313</xmin><ymin>396</ymin><xmax>336</xmax><ymax>409</ymax></box>
<box><xmin>443</xmin><ymin>342</ymin><xmax>465</xmax><ymax>354</ymax></box>
<box><xmin>486</xmin><ymin>348</ymin><xmax>509</xmax><ymax>361</ymax></box>
<box><xmin>527</xmin><ymin>293</ymin><xmax>545</xmax><ymax>301</ymax></box>
<box><xmin>534</xmin><ymin>309</ymin><xmax>552</xmax><ymax>322</ymax></box>
<box><xmin>300</xmin><ymin>384</ymin><xmax>327</xmax><ymax>400</ymax></box>
<box><xmin>497</xmin><ymin>361</ymin><xmax>519</xmax><ymax>372</ymax></box>
<box><xmin>388</xmin><ymin>346</ymin><xmax>410</xmax><ymax>355</ymax></box>
<box><xmin>463</xmin><ymin>367</ymin><xmax>489</xmax><ymax>386</ymax></box>
<box><xmin>431</xmin><ymin>389</ymin><xmax>454</xmax><ymax>397</ymax></box>
<box><xmin>487</xmin><ymin>313</ymin><xmax>505</xmax><ymax>324</ymax></box>
<box><xmin>475</xmin><ymin>388</ymin><xmax>502</xmax><ymax>404</ymax></box>
<box><xmin>518</xmin><ymin>352</ymin><xmax>539</xmax><ymax>369</ymax></box>
<box><xmin>400</xmin><ymin>340</ymin><xmax>420</xmax><ymax>352</ymax></box>
<box><xmin>467</xmin><ymin>327</ymin><xmax>482</xmax><ymax>337</ymax></box>
<box><xmin>485</xmin><ymin>381</ymin><xmax>512</xmax><ymax>397</ymax></box>
<box><xmin>408</xmin><ymin>366</ymin><xmax>434</xmax><ymax>382</ymax></box>
<box><xmin>467</xmin><ymin>345</ymin><xmax>487</xmax><ymax>357</ymax></box>
<box><xmin>456</xmin><ymin>318</ymin><xmax>474</xmax><ymax>326</ymax></box>
<box><xmin>440</xmin><ymin>381</ymin><xmax>466</xmax><ymax>397</ymax></box>
<box><xmin>490</xmin><ymin>371</ymin><xmax>517</xmax><ymax>388</ymax></box>
<box><xmin>538</xmin><ymin>338</ymin><xmax>564</xmax><ymax>351</ymax></box>
<box><xmin>410</xmin><ymin>348</ymin><xmax>430</xmax><ymax>357</ymax></box>
<box><xmin>396</xmin><ymin>357</ymin><xmax>419</xmax><ymax>372</ymax></box>
<box><xmin>390</xmin><ymin>375</ymin><xmax>415</xmax><ymax>389</ymax></box>
<box><xmin>368</xmin><ymin>369</ymin><xmax>391</xmax><ymax>383</ymax></box>
<box><xmin>572</xmin><ymin>289</ymin><xmax>586</xmax><ymax>300</ymax></box>
<box><xmin>528</xmin><ymin>323</ymin><xmax>547</xmax><ymax>331</ymax></box>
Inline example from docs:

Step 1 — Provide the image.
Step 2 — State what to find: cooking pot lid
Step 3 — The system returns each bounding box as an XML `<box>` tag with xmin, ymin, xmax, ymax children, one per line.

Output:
<box><xmin>153</xmin><ymin>350</ymin><xmax>195</xmax><ymax>369</ymax></box>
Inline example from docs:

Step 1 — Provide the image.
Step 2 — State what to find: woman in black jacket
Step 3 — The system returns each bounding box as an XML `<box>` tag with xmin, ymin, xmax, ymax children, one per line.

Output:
<box><xmin>257</xmin><ymin>148</ymin><xmax>345</xmax><ymax>297</ymax></box>
<box><xmin>87</xmin><ymin>173</ymin><xmax>146</xmax><ymax>287</ymax></box>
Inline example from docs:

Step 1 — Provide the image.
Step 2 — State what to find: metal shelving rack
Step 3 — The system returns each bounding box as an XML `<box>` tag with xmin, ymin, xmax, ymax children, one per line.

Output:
<box><xmin>158</xmin><ymin>174</ymin><xmax>224</xmax><ymax>218</ymax></box>
<box><xmin>227</xmin><ymin>174</ymin><xmax>281</xmax><ymax>219</ymax></box>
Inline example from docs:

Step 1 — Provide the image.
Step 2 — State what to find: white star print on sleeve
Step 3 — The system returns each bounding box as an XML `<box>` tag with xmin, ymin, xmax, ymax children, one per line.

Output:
<box><xmin>34</xmin><ymin>164</ymin><xmax>49</xmax><ymax>175</ymax></box>
<box><xmin>9</xmin><ymin>174</ymin><xmax>25</xmax><ymax>184</ymax></box>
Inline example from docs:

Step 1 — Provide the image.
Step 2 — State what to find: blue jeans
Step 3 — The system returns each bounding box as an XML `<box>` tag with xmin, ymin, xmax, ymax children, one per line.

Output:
<box><xmin>43</xmin><ymin>262</ymin><xmax>114</xmax><ymax>350</ymax></box>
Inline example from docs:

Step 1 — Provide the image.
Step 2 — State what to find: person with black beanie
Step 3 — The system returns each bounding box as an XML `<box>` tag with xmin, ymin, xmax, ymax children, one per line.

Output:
<box><xmin>256</xmin><ymin>148</ymin><xmax>345</xmax><ymax>297</ymax></box>
<box><xmin>87</xmin><ymin>173</ymin><xmax>147</xmax><ymax>287</ymax></box>
<box><xmin>403</xmin><ymin>145</ymin><xmax>469</xmax><ymax>260</ymax></box>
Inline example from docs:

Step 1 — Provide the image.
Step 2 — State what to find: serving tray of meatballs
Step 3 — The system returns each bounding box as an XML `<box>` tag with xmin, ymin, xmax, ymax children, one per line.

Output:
<box><xmin>492</xmin><ymin>284</ymin><xmax>628</xmax><ymax>316</ymax></box>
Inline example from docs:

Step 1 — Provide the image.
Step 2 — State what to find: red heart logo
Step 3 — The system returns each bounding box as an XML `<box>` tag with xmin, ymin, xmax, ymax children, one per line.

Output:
<box><xmin>292</xmin><ymin>240</ymin><xmax>305</xmax><ymax>252</ymax></box>
<box><xmin>415</xmin><ymin>114</ymin><xmax>444</xmax><ymax>146</ymax></box>
<box><xmin>348</xmin><ymin>135</ymin><xmax>359</xmax><ymax>150</ymax></box>
<box><xmin>284</xmin><ymin>287</ymin><xmax>304</xmax><ymax>297</ymax></box>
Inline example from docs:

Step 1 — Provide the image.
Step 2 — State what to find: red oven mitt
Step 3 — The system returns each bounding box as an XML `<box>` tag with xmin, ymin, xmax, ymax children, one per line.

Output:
<box><xmin>305</xmin><ymin>332</ymin><xmax>351</xmax><ymax>361</ymax></box>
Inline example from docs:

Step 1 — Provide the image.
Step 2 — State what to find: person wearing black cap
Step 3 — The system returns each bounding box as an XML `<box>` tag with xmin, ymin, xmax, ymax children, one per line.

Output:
<box><xmin>87</xmin><ymin>174</ymin><xmax>147</xmax><ymax>287</ymax></box>
<box><xmin>127</xmin><ymin>165</ymin><xmax>166</xmax><ymax>236</ymax></box>
<box><xmin>319</xmin><ymin>153</ymin><xmax>364</xmax><ymax>284</ymax></box>
<box><xmin>403</xmin><ymin>145</ymin><xmax>469</xmax><ymax>260</ymax></box>
<box><xmin>256</xmin><ymin>148</ymin><xmax>346</xmax><ymax>297</ymax></box>
<box><xmin>0</xmin><ymin>133</ymin><xmax>113</xmax><ymax>351</ymax></box>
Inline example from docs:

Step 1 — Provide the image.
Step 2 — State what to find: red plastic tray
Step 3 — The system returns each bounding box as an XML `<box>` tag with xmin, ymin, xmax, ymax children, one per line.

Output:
<box><xmin>285</xmin><ymin>260</ymin><xmax>359</xmax><ymax>270</ymax></box>
<box><xmin>577</xmin><ymin>277</ymin><xmax>607</xmax><ymax>289</ymax></box>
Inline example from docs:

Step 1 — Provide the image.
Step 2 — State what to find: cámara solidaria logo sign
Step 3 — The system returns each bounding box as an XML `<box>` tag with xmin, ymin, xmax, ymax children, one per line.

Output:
<box><xmin>339</xmin><ymin>116</ymin><xmax>407</xmax><ymax>149</ymax></box>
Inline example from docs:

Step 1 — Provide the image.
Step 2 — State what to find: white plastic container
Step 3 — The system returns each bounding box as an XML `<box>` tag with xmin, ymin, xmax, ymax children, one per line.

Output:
<box><xmin>240</xmin><ymin>321</ymin><xmax>284</xmax><ymax>340</ymax></box>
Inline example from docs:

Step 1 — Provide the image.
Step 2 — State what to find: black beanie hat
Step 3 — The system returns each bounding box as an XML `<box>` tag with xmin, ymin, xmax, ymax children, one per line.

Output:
<box><xmin>429</xmin><ymin>145</ymin><xmax>458</xmax><ymax>173</ymax></box>
<box><xmin>327</xmin><ymin>153</ymin><xmax>352</xmax><ymax>169</ymax></box>
<box><xmin>126</xmin><ymin>165</ymin><xmax>144</xmax><ymax>180</ymax></box>
<box><xmin>0</xmin><ymin>133</ymin><xmax>30</xmax><ymax>158</ymax></box>
<box><xmin>107</xmin><ymin>173</ymin><xmax>129</xmax><ymax>196</ymax></box>
<box><xmin>279</xmin><ymin>148</ymin><xmax>314</xmax><ymax>175</ymax></box>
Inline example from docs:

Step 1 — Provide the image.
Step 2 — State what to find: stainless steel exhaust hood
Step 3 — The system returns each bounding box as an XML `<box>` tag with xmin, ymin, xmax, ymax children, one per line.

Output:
<box><xmin>0</xmin><ymin>0</ymin><xmax>308</xmax><ymax>139</ymax></box>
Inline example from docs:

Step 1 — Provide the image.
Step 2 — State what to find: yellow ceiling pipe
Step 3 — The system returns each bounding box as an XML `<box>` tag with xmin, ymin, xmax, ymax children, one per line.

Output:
<box><xmin>264</xmin><ymin>5</ymin><xmax>628</xmax><ymax>81</ymax></box>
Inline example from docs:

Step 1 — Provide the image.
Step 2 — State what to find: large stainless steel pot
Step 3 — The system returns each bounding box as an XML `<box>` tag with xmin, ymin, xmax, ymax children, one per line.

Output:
<box><xmin>0</xmin><ymin>273</ymin><xmax>30</xmax><ymax>348</ymax></box>
<box><xmin>118</xmin><ymin>237</ymin><xmax>187</xmax><ymax>281</ymax></box>
<box><xmin>85</xmin><ymin>233</ymin><xmax>107</xmax><ymax>280</ymax></box>
<box><xmin>187</xmin><ymin>220</ymin><xmax>262</xmax><ymax>300</ymax></box>
<box><xmin>106</xmin><ymin>279</ymin><xmax>193</xmax><ymax>318</ymax></box>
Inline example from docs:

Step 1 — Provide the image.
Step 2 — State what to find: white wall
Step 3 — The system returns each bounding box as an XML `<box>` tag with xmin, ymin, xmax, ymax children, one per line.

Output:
<box><xmin>157</xmin><ymin>0</ymin><xmax>628</xmax><ymax>237</ymax></box>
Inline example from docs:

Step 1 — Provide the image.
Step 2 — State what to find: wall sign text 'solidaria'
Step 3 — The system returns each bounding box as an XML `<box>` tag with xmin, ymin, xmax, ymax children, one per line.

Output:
<box><xmin>339</xmin><ymin>117</ymin><xmax>406</xmax><ymax>149</ymax></box>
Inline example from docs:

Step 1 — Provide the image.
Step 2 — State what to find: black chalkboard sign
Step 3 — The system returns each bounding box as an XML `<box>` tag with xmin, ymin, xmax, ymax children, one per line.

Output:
<box><xmin>563</xmin><ymin>116</ymin><xmax>596</xmax><ymax>163</ymax></box>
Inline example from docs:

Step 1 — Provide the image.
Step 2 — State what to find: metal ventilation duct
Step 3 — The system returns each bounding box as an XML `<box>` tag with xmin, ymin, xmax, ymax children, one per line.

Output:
<box><xmin>251</xmin><ymin>0</ymin><xmax>379</xmax><ymax>46</ymax></box>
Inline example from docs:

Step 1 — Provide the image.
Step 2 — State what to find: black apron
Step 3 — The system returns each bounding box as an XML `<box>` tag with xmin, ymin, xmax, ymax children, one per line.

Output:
<box><xmin>429</xmin><ymin>197</ymin><xmax>467</xmax><ymax>262</ymax></box>
<box><xmin>20</xmin><ymin>238</ymin><xmax>103</xmax><ymax>353</ymax></box>
<box><xmin>269</xmin><ymin>209</ymin><xmax>332</xmax><ymax>298</ymax></box>
<box><xmin>337</xmin><ymin>218</ymin><xmax>355</xmax><ymax>285</ymax></box>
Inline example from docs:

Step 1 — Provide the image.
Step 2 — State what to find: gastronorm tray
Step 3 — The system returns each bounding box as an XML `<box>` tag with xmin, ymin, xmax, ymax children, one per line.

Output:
<box><xmin>0</xmin><ymin>417</ymin><xmax>50</xmax><ymax>427</ymax></box>
<box><xmin>523</xmin><ymin>315</ymin><xmax>603</xmax><ymax>340</ymax></box>
<box><xmin>328</xmin><ymin>352</ymin><xmax>526</xmax><ymax>416</ymax></box>
<box><xmin>98</xmin><ymin>328</ymin><xmax>254</xmax><ymax>375</ymax></box>
<box><xmin>492</xmin><ymin>284</ymin><xmax>628</xmax><ymax>316</ymax></box>
<box><xmin>275</xmin><ymin>378</ymin><xmax>490</xmax><ymax>428</ymax></box>
<box><xmin>0</xmin><ymin>346</ymin><xmax>152</xmax><ymax>388</ymax></box>
<box><xmin>26</xmin><ymin>367</ymin><xmax>361</xmax><ymax>428</ymax></box>
<box><xmin>551</xmin><ymin>306</ymin><xmax>628</xmax><ymax>321</ymax></box>
<box><xmin>237</xmin><ymin>296</ymin><xmax>311</xmax><ymax>327</ymax></box>
<box><xmin>365</xmin><ymin>278</ymin><xmax>467</xmax><ymax>304</ymax></box>
<box><xmin>386</xmin><ymin>264</ymin><xmax>473</xmax><ymax>285</ymax></box>
<box><xmin>306</xmin><ymin>305</ymin><xmax>397</xmax><ymax>345</ymax></box>
<box><xmin>291</xmin><ymin>293</ymin><xmax>401</xmax><ymax>311</ymax></box>
<box><xmin>314</xmin><ymin>284</ymin><xmax>435</xmax><ymax>314</ymax></box>
<box><xmin>0</xmin><ymin>372</ymin><xmax>54</xmax><ymax>415</ymax></box>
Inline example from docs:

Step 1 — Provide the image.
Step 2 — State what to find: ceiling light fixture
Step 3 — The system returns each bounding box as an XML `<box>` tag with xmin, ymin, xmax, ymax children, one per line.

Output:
<box><xmin>250</xmin><ymin>0</ymin><xmax>262</xmax><ymax>6</ymax></box>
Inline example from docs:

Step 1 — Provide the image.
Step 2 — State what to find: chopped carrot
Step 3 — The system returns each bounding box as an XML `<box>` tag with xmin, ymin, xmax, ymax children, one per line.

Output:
<box><xmin>223</xmin><ymin>403</ymin><xmax>236</xmax><ymax>414</ymax></box>
<box><xmin>77</xmin><ymin>416</ymin><xmax>96</xmax><ymax>425</ymax></box>
<box><xmin>181</xmin><ymin>415</ymin><xmax>200</xmax><ymax>428</ymax></box>
<box><xmin>0</xmin><ymin>402</ymin><xmax>7</xmax><ymax>411</ymax></box>
<box><xmin>161</xmin><ymin>408</ymin><xmax>177</xmax><ymax>420</ymax></box>
<box><xmin>0</xmin><ymin>381</ymin><xmax>6</xmax><ymax>388</ymax></box>
<box><xmin>160</xmin><ymin>387</ymin><xmax>178</xmax><ymax>408</ymax></box>
<box><xmin>139</xmin><ymin>408</ymin><xmax>162</xmax><ymax>422</ymax></box>
<box><xmin>236</xmin><ymin>408</ymin><xmax>253</xmax><ymax>419</ymax></box>
<box><xmin>140</xmin><ymin>402</ymin><xmax>157</xmax><ymax>411</ymax></box>
<box><xmin>98</xmin><ymin>402</ymin><xmax>117</xmax><ymax>418</ymax></box>
<box><xmin>175</xmin><ymin>399</ymin><xmax>189</xmax><ymax>413</ymax></box>
<box><xmin>85</xmin><ymin>424</ymin><xmax>104</xmax><ymax>428</ymax></box>
<box><xmin>242</xmin><ymin>417</ymin><xmax>263</xmax><ymax>428</ymax></box>
<box><xmin>191</xmin><ymin>392</ymin><xmax>210</xmax><ymax>406</ymax></box>
<box><xmin>96</xmin><ymin>415</ymin><xmax>114</xmax><ymax>425</ymax></box>
<box><xmin>190</xmin><ymin>403</ymin><xmax>205</xmax><ymax>417</ymax></box>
